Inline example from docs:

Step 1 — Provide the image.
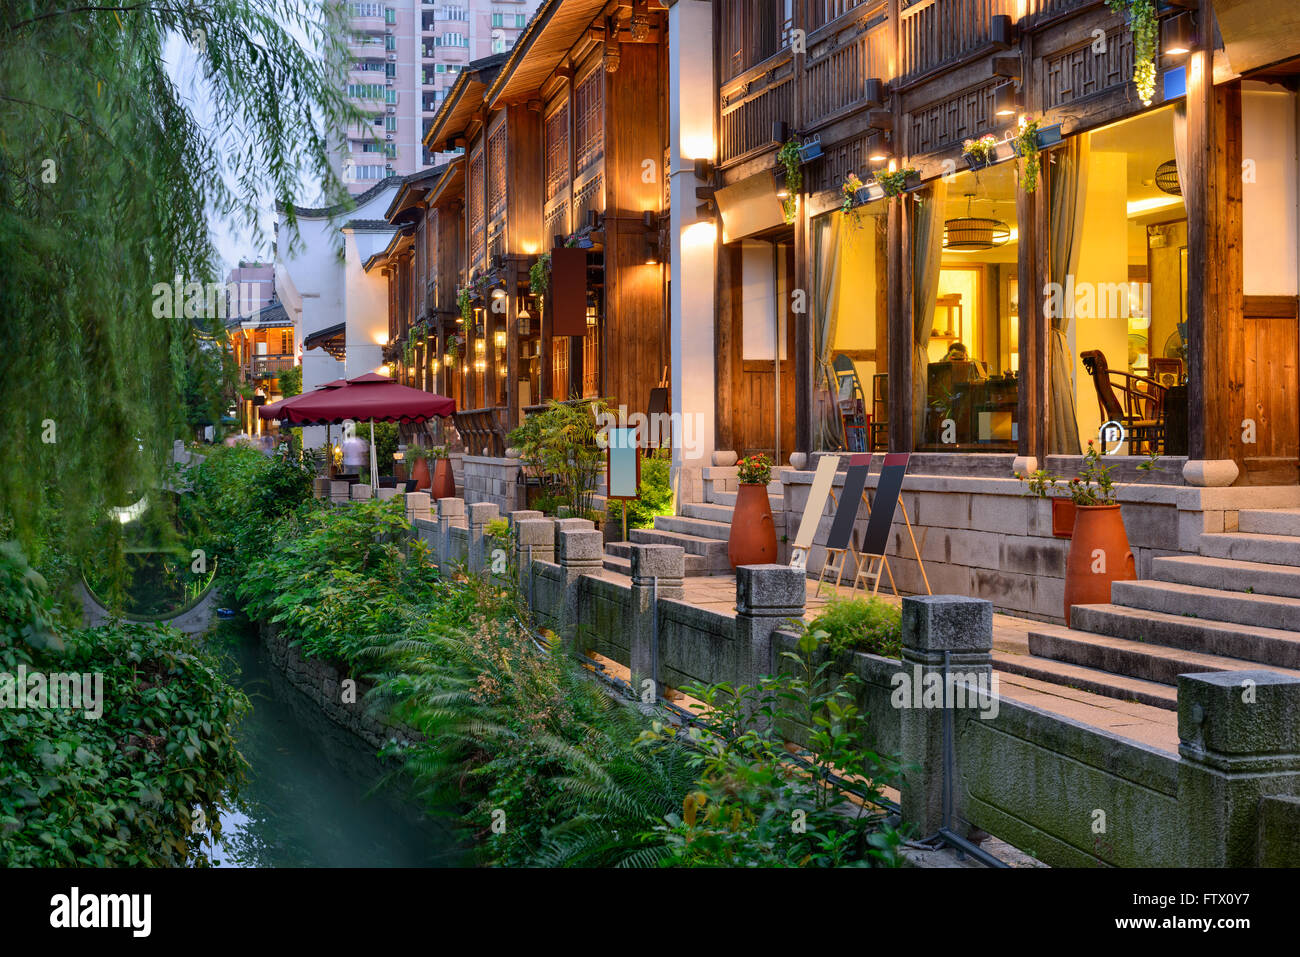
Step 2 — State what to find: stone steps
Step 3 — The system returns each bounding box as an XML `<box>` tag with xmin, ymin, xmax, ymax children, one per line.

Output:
<box><xmin>1025</xmin><ymin>626</ymin><xmax>1300</xmax><ymax>687</ymax></box>
<box><xmin>681</xmin><ymin>501</ymin><xmax>738</xmax><ymax>524</ymax></box>
<box><xmin>704</xmin><ymin>489</ymin><xmax>784</xmax><ymax>511</ymax></box>
<box><xmin>1067</xmin><ymin>603</ymin><xmax>1300</xmax><ymax>671</ymax></box>
<box><xmin>1112</xmin><ymin>579</ymin><xmax>1300</xmax><ymax>634</ymax></box>
<box><xmin>1238</xmin><ymin>507</ymin><xmax>1300</xmax><ymax>537</ymax></box>
<box><xmin>604</xmin><ymin>541</ymin><xmax>710</xmax><ymax>577</ymax></box>
<box><xmin>1151</xmin><ymin>554</ymin><xmax>1300</xmax><ymax>600</ymax></box>
<box><xmin>654</xmin><ymin>514</ymin><xmax>733</xmax><ymax>541</ymax></box>
<box><xmin>993</xmin><ymin>651</ymin><xmax>1178</xmax><ymax>711</ymax></box>
<box><xmin>1199</xmin><ymin>531</ymin><xmax>1300</xmax><ymax>566</ymax></box>
<box><xmin>629</xmin><ymin>527</ymin><xmax>731</xmax><ymax>574</ymax></box>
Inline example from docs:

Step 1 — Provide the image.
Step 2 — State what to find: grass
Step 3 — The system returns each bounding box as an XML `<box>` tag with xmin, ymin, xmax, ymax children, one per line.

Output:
<box><xmin>805</xmin><ymin>595</ymin><xmax>902</xmax><ymax>658</ymax></box>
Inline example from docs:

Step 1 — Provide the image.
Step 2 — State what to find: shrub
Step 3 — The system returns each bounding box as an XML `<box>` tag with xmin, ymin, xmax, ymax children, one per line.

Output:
<box><xmin>0</xmin><ymin>542</ymin><xmax>247</xmax><ymax>866</ymax></box>
<box><xmin>806</xmin><ymin>596</ymin><xmax>902</xmax><ymax>658</ymax></box>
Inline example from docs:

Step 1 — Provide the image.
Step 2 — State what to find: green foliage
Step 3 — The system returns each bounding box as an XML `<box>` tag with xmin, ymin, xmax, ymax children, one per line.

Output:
<box><xmin>278</xmin><ymin>365</ymin><xmax>303</xmax><ymax>398</ymax></box>
<box><xmin>606</xmin><ymin>451</ymin><xmax>674</xmax><ymax>531</ymax></box>
<box><xmin>1106</xmin><ymin>0</ymin><xmax>1158</xmax><ymax>106</ymax></box>
<box><xmin>0</xmin><ymin>543</ymin><xmax>248</xmax><ymax>866</ymax></box>
<box><xmin>236</xmin><ymin>498</ymin><xmax>440</xmax><ymax>666</ymax></box>
<box><xmin>1013</xmin><ymin>118</ymin><xmax>1042</xmax><ymax>194</ymax></box>
<box><xmin>528</xmin><ymin>253</ymin><xmax>551</xmax><ymax>298</ymax></box>
<box><xmin>875</xmin><ymin>166</ymin><xmax>918</xmax><ymax>197</ymax></box>
<box><xmin>0</xmin><ymin>0</ymin><xmax>355</xmax><ymax>566</ymax></box>
<box><xmin>509</xmin><ymin>399</ymin><xmax>612</xmax><ymax>521</ymax></box>
<box><xmin>776</xmin><ymin>139</ymin><xmax>802</xmax><ymax>224</ymax></box>
<box><xmin>644</xmin><ymin>633</ymin><xmax>908</xmax><ymax>867</ymax></box>
<box><xmin>1015</xmin><ymin>439</ymin><xmax>1117</xmax><ymax>506</ymax></box>
<box><xmin>805</xmin><ymin>596</ymin><xmax>902</xmax><ymax>658</ymax></box>
<box><xmin>185</xmin><ymin>444</ymin><xmax>316</xmax><ymax>591</ymax></box>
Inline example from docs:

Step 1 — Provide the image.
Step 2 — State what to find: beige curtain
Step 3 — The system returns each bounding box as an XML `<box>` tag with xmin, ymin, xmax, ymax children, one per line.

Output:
<box><xmin>1047</xmin><ymin>137</ymin><xmax>1090</xmax><ymax>455</ymax></box>
<box><xmin>911</xmin><ymin>180</ymin><xmax>948</xmax><ymax>441</ymax></box>
<box><xmin>812</xmin><ymin>213</ymin><xmax>843</xmax><ymax>450</ymax></box>
<box><xmin>1172</xmin><ymin>103</ymin><xmax>1189</xmax><ymax>193</ymax></box>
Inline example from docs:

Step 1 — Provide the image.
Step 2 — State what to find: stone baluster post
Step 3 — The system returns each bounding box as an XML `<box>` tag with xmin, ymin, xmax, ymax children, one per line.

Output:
<box><xmin>627</xmin><ymin>544</ymin><xmax>685</xmax><ymax>698</ymax></box>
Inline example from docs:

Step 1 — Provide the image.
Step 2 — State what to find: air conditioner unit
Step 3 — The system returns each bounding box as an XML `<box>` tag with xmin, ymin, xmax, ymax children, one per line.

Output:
<box><xmin>386</xmin><ymin>163</ymin><xmax>394</xmax><ymax>171</ymax></box>
<box><xmin>386</xmin><ymin>106</ymin><xmax>396</xmax><ymax>114</ymax></box>
<box><xmin>385</xmin><ymin>134</ymin><xmax>393</xmax><ymax>140</ymax></box>
<box><xmin>388</xmin><ymin>54</ymin><xmax>397</xmax><ymax>61</ymax></box>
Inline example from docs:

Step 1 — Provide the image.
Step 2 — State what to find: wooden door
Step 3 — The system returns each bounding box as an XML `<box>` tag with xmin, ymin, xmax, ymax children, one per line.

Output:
<box><xmin>1242</xmin><ymin>296</ymin><xmax>1299</xmax><ymax>484</ymax></box>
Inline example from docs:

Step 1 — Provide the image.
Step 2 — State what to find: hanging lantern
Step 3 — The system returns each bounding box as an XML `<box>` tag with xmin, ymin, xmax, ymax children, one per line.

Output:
<box><xmin>944</xmin><ymin>194</ymin><xmax>1011</xmax><ymax>251</ymax></box>
<box><xmin>1155</xmin><ymin>160</ymin><xmax>1182</xmax><ymax>196</ymax></box>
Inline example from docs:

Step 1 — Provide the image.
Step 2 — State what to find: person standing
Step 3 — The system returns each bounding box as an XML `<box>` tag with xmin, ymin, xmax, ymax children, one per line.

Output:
<box><xmin>341</xmin><ymin>421</ymin><xmax>367</xmax><ymax>479</ymax></box>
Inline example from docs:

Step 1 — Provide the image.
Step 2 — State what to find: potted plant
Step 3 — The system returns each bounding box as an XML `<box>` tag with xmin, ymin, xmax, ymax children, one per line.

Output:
<box><xmin>875</xmin><ymin>166</ymin><xmax>920</xmax><ymax>198</ymax></box>
<box><xmin>962</xmin><ymin>134</ymin><xmax>999</xmax><ymax>171</ymax></box>
<box><xmin>427</xmin><ymin>445</ymin><xmax>454</xmax><ymax>500</ymax></box>
<box><xmin>728</xmin><ymin>453</ymin><xmax>777</xmax><ymax>569</ymax></box>
<box><xmin>1017</xmin><ymin>441</ymin><xmax>1135</xmax><ymax>627</ymax></box>
<box><xmin>1013</xmin><ymin>117</ymin><xmax>1042</xmax><ymax>193</ymax></box>
<box><xmin>407</xmin><ymin>444</ymin><xmax>434</xmax><ymax>492</ymax></box>
<box><xmin>777</xmin><ymin>138</ymin><xmax>803</xmax><ymax>225</ymax></box>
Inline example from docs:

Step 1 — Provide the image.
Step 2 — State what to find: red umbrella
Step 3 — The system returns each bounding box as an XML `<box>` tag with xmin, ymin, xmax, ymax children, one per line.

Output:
<box><xmin>258</xmin><ymin>378</ymin><xmax>348</xmax><ymax>421</ymax></box>
<box><xmin>275</xmin><ymin>373</ymin><xmax>455</xmax><ymax>425</ymax></box>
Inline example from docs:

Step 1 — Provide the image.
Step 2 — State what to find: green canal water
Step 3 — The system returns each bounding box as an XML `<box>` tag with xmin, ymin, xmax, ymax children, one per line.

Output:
<box><xmin>203</xmin><ymin>620</ymin><xmax>464</xmax><ymax>868</ymax></box>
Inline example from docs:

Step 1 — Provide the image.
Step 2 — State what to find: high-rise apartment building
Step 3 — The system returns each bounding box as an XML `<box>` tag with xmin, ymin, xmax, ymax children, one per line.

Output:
<box><xmin>341</xmin><ymin>0</ymin><xmax>541</xmax><ymax>194</ymax></box>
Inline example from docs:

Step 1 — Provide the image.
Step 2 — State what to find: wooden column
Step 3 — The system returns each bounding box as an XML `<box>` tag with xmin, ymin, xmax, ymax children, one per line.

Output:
<box><xmin>887</xmin><ymin>195</ymin><xmax>913</xmax><ymax>453</ymax></box>
<box><xmin>791</xmin><ymin>0</ymin><xmax>811</xmax><ymax>456</ymax></box>
<box><xmin>1186</xmin><ymin>4</ymin><xmax>1244</xmax><ymax>468</ymax></box>
<box><xmin>506</xmin><ymin>260</ymin><xmax>520</xmax><ymax>429</ymax></box>
<box><xmin>1017</xmin><ymin>168</ymin><xmax>1049</xmax><ymax>464</ymax></box>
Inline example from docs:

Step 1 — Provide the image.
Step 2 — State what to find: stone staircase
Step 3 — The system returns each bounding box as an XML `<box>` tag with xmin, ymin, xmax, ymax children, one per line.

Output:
<box><xmin>602</xmin><ymin>470</ymin><xmax>784</xmax><ymax>577</ymax></box>
<box><xmin>1000</xmin><ymin>507</ymin><xmax>1300</xmax><ymax>711</ymax></box>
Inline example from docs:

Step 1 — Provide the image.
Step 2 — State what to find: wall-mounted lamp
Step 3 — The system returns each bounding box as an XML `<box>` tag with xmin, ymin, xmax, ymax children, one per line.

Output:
<box><xmin>693</xmin><ymin>158</ymin><xmax>714</xmax><ymax>181</ymax></box>
<box><xmin>494</xmin><ymin>329</ymin><xmax>507</xmax><ymax>349</ymax></box>
<box><xmin>1162</xmin><ymin>11</ymin><xmax>1196</xmax><ymax>57</ymax></box>
<box><xmin>993</xmin><ymin>81</ymin><xmax>1021</xmax><ymax>118</ymax></box>
<box><xmin>867</xmin><ymin>110</ymin><xmax>893</xmax><ymax>133</ymax></box>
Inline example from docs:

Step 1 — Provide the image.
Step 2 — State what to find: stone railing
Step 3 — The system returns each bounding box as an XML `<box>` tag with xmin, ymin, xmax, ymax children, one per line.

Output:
<box><xmin>324</xmin><ymin>489</ymin><xmax>1300</xmax><ymax>868</ymax></box>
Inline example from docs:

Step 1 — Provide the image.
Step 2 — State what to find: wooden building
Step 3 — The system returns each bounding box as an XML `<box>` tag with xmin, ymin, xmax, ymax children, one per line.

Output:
<box><xmin>702</xmin><ymin>0</ymin><xmax>1300</xmax><ymax>486</ymax></box>
<box><xmin>373</xmin><ymin>0</ymin><xmax>672</xmax><ymax>455</ymax></box>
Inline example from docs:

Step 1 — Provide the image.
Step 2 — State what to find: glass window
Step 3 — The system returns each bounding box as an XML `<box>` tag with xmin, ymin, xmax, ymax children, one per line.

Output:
<box><xmin>1048</xmin><ymin>106</ymin><xmax>1184</xmax><ymax>456</ymax></box>
<box><xmin>812</xmin><ymin>201</ymin><xmax>887</xmax><ymax>452</ymax></box>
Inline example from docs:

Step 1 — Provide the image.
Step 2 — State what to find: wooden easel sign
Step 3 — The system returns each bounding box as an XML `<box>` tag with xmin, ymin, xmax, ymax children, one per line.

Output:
<box><xmin>814</xmin><ymin>453</ymin><xmax>872</xmax><ymax>595</ymax></box>
<box><xmin>852</xmin><ymin>452</ymin><xmax>931</xmax><ymax>596</ymax></box>
<box><xmin>606</xmin><ymin>426</ymin><xmax>640</xmax><ymax>540</ymax></box>
<box><xmin>788</xmin><ymin>454</ymin><xmax>839</xmax><ymax>571</ymax></box>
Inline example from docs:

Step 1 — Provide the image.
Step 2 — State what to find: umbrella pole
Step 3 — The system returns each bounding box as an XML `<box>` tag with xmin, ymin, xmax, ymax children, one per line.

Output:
<box><xmin>369</xmin><ymin>419</ymin><xmax>378</xmax><ymax>498</ymax></box>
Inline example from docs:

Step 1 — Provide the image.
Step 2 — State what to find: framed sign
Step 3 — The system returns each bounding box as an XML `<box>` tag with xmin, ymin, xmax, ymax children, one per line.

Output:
<box><xmin>606</xmin><ymin>427</ymin><xmax>640</xmax><ymax>500</ymax></box>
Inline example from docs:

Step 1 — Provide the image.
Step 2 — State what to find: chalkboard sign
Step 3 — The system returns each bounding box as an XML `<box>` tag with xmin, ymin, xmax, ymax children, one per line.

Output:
<box><xmin>860</xmin><ymin>452</ymin><xmax>909</xmax><ymax>557</ymax></box>
<box><xmin>826</xmin><ymin>453</ymin><xmax>872</xmax><ymax>550</ymax></box>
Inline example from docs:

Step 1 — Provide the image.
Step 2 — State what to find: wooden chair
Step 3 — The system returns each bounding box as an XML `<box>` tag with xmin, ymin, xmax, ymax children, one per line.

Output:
<box><xmin>1080</xmin><ymin>350</ymin><xmax>1167</xmax><ymax>454</ymax></box>
<box><xmin>832</xmin><ymin>354</ymin><xmax>867</xmax><ymax>453</ymax></box>
<box><xmin>871</xmin><ymin>374</ymin><xmax>889</xmax><ymax>451</ymax></box>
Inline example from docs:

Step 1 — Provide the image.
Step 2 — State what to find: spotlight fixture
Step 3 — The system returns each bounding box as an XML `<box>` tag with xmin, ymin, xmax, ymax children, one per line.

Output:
<box><xmin>993</xmin><ymin>81</ymin><xmax>1020</xmax><ymax>118</ymax></box>
<box><xmin>944</xmin><ymin>194</ymin><xmax>1011</xmax><ymax>251</ymax></box>
<box><xmin>1162</xmin><ymin>11</ymin><xmax>1196</xmax><ymax>57</ymax></box>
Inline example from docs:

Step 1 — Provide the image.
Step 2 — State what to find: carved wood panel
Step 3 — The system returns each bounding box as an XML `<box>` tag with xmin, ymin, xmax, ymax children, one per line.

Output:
<box><xmin>1042</xmin><ymin>25</ymin><xmax>1133</xmax><ymax>109</ymax></box>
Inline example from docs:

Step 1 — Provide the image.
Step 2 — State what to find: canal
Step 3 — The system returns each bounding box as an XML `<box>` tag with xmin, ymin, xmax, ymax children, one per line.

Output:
<box><xmin>203</xmin><ymin>619</ymin><xmax>464</xmax><ymax>868</ymax></box>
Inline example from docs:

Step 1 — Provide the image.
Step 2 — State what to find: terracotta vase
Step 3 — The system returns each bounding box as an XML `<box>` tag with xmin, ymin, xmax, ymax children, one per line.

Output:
<box><xmin>1051</xmin><ymin>498</ymin><xmax>1076</xmax><ymax>539</ymax></box>
<box><xmin>1063</xmin><ymin>504</ymin><xmax>1135</xmax><ymax>627</ymax></box>
<box><xmin>728</xmin><ymin>483</ymin><xmax>777</xmax><ymax>569</ymax></box>
<box><xmin>430</xmin><ymin>458</ymin><xmax>455</xmax><ymax>500</ymax></box>
<box><xmin>411</xmin><ymin>457</ymin><xmax>432</xmax><ymax>492</ymax></box>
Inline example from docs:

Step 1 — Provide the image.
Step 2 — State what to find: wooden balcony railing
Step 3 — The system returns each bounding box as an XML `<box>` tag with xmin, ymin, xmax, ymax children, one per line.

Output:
<box><xmin>898</xmin><ymin>0</ymin><xmax>1018</xmax><ymax>80</ymax></box>
<box><xmin>804</xmin><ymin>9</ymin><xmax>889</xmax><ymax>128</ymax></box>
<box><xmin>247</xmin><ymin>354</ymin><xmax>295</xmax><ymax>379</ymax></box>
<box><xmin>720</xmin><ymin>53</ymin><xmax>794</xmax><ymax>167</ymax></box>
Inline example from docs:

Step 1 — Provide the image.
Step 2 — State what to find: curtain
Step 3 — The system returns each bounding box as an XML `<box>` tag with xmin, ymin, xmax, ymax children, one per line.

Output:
<box><xmin>812</xmin><ymin>213</ymin><xmax>843</xmax><ymax>450</ymax></box>
<box><xmin>1047</xmin><ymin>136</ymin><xmax>1090</xmax><ymax>455</ymax></box>
<box><xmin>1172</xmin><ymin>102</ymin><xmax>1189</xmax><ymax>194</ymax></box>
<box><xmin>911</xmin><ymin>180</ymin><xmax>947</xmax><ymax>442</ymax></box>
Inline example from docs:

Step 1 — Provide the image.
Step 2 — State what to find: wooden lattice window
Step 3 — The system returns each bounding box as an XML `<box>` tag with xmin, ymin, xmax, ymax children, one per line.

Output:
<box><xmin>573</xmin><ymin>69</ymin><xmax>603</xmax><ymax>173</ymax></box>
<box><xmin>582</xmin><ymin>321</ymin><xmax>600</xmax><ymax>398</ymax></box>
<box><xmin>552</xmin><ymin>337</ymin><xmax>570</xmax><ymax>400</ymax></box>
<box><xmin>487</xmin><ymin>121</ymin><xmax>507</xmax><ymax>222</ymax></box>
<box><xmin>468</xmin><ymin>146</ymin><xmax>485</xmax><ymax>267</ymax></box>
<box><xmin>545</xmin><ymin>102</ymin><xmax>570</xmax><ymax>203</ymax></box>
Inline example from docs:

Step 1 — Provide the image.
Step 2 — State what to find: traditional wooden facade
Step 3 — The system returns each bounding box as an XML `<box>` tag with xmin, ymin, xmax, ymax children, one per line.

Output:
<box><xmin>372</xmin><ymin>0</ymin><xmax>671</xmax><ymax>455</ymax></box>
<box><xmin>706</xmin><ymin>0</ymin><xmax>1300</xmax><ymax>486</ymax></box>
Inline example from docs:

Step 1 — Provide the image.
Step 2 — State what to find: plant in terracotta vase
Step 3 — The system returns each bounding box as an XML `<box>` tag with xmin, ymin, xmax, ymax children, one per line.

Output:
<box><xmin>408</xmin><ymin>444</ymin><xmax>434</xmax><ymax>492</ymax></box>
<box><xmin>426</xmin><ymin>445</ymin><xmax>455</xmax><ymax>500</ymax></box>
<box><xmin>729</xmin><ymin>454</ymin><xmax>777</xmax><ymax>569</ymax></box>
<box><xmin>1017</xmin><ymin>441</ymin><xmax>1133</xmax><ymax>626</ymax></box>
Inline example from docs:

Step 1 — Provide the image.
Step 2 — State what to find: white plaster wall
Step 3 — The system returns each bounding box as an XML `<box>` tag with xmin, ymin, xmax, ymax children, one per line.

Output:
<box><xmin>1241</xmin><ymin>85</ymin><xmax>1298</xmax><ymax>297</ymax></box>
